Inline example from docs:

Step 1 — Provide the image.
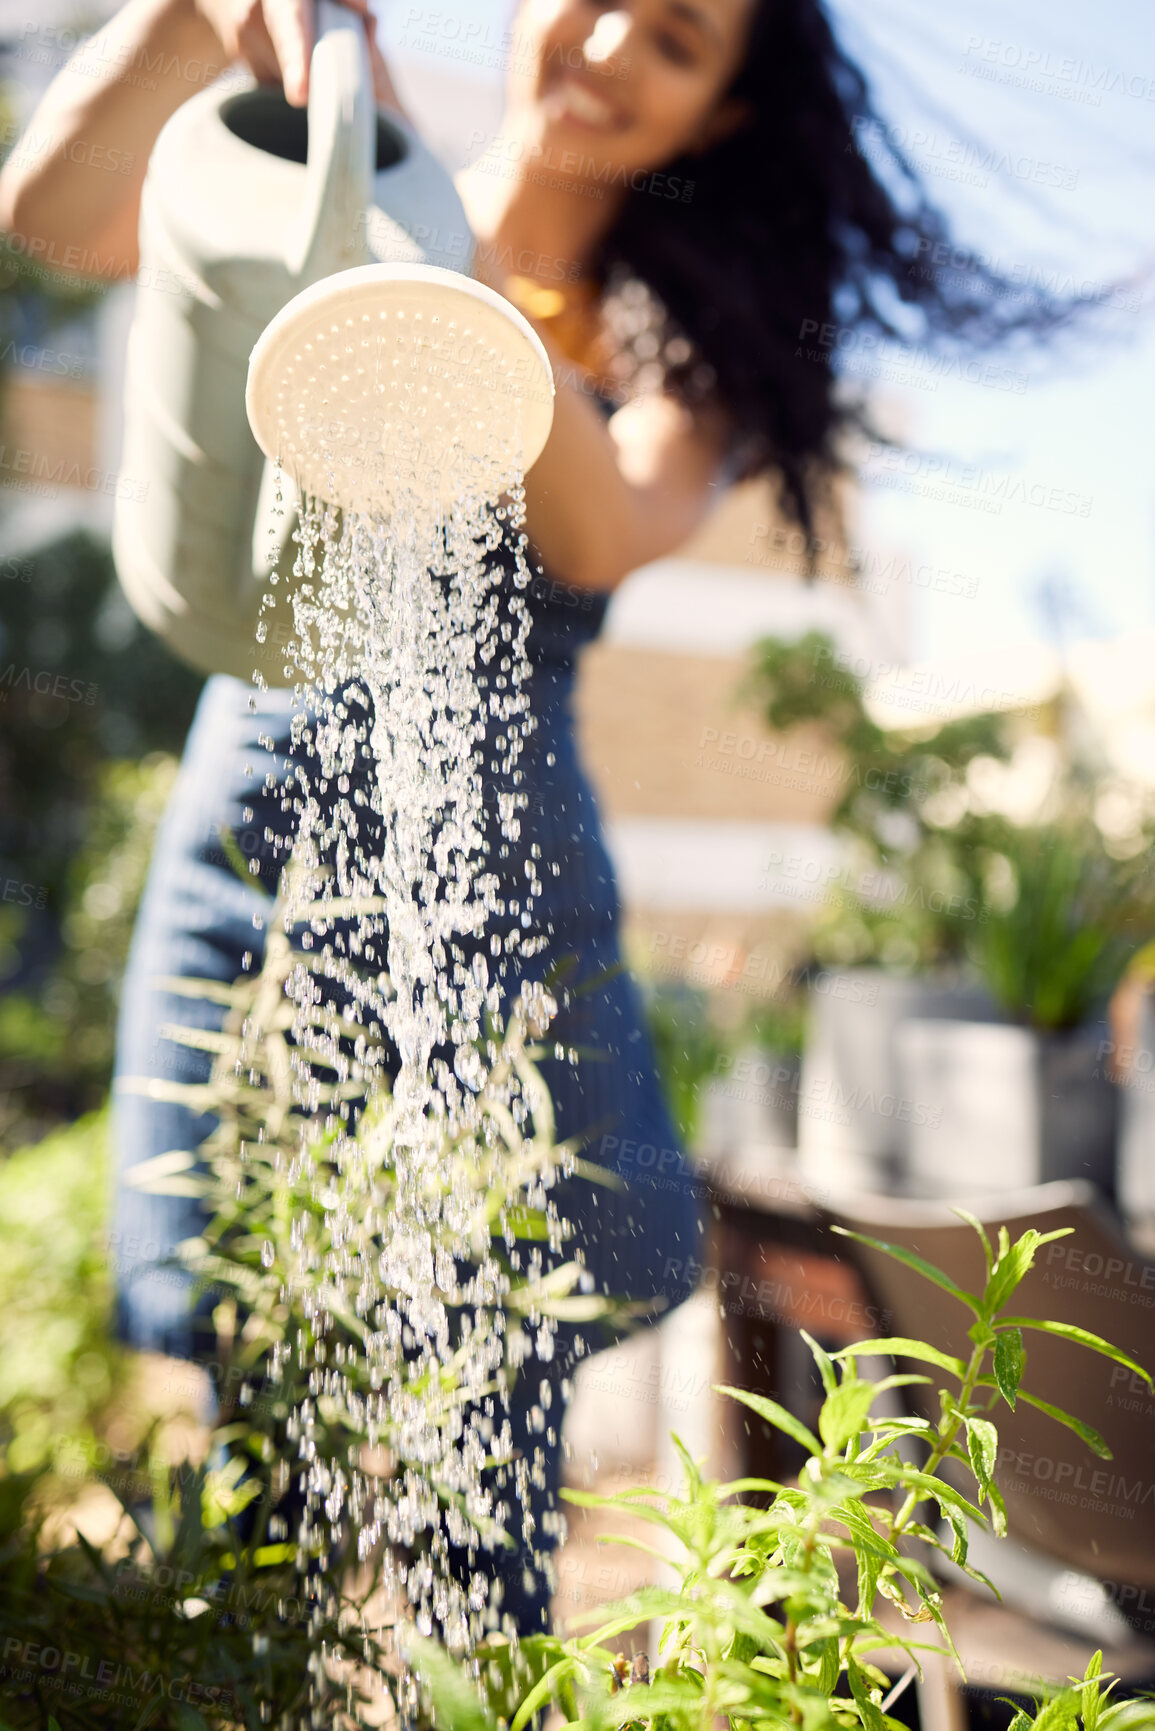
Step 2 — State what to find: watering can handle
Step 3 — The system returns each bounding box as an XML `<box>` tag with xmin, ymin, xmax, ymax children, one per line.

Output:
<box><xmin>284</xmin><ymin>0</ymin><xmax>376</xmax><ymax>283</ymax></box>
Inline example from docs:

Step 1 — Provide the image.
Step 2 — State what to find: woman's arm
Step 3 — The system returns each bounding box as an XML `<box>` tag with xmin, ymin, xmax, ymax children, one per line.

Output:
<box><xmin>0</xmin><ymin>0</ymin><xmax>396</xmax><ymax>282</ymax></box>
<box><xmin>522</xmin><ymin>336</ymin><xmax>731</xmax><ymax>593</ymax></box>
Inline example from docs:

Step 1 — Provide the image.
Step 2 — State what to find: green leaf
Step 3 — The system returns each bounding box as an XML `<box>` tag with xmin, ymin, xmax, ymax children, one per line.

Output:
<box><xmin>987</xmin><ymin>1375</ymin><xmax>1113</xmax><ymax>1457</ymax></box>
<box><xmin>1081</xmin><ymin>1649</ymin><xmax>1105</xmax><ymax>1731</ymax></box>
<box><xmin>966</xmin><ymin>1417</ymin><xmax>999</xmax><ymax>1498</ymax></box>
<box><xmin>583</xmin><ymin>1678</ymin><xmax>718</xmax><ymax>1729</ymax></box>
<box><xmin>122</xmin><ymin>1149</ymin><xmax>205</xmax><ymax>1197</ymax></box>
<box><xmin>831</xmin><ymin>1338</ymin><xmax>967</xmax><ymax>1378</ymax></box>
<box><xmin>719</xmin><ymin>1385</ymin><xmax>821</xmax><ymax>1456</ymax></box>
<box><xmin>1000</xmin><ymin>1318</ymin><xmax>1153</xmax><ymax>1388</ymax></box>
<box><xmin>801</xmin><ymin>1328</ymin><xmax>838</xmax><ymax>1396</ymax></box>
<box><xmin>252</xmin><ymin>1542</ymin><xmax>295</xmax><ymax>1566</ymax></box>
<box><xmin>847</xmin><ymin>1655</ymin><xmax>885</xmax><ymax>1731</ymax></box>
<box><xmin>816</xmin><ymin>1635</ymin><xmax>841</xmax><ymax>1694</ymax></box>
<box><xmin>985</xmin><ymin>1229</ymin><xmax>1071</xmax><ymax>1314</ymax></box>
<box><xmin>571</xmin><ymin>1585</ymin><xmax>692</xmax><ymax>1644</ymax></box>
<box><xmin>820</xmin><ymin>1379</ymin><xmax>878</xmax><ymax>1453</ymax></box>
<box><xmin>987</xmin><ymin>1480</ymin><xmax>1008</xmax><ymax>1539</ymax></box>
<box><xmin>217</xmin><ymin>822</ymin><xmax>273</xmax><ymax>896</ymax></box>
<box><xmin>952</xmin><ymin>1207</ymin><xmax>993</xmax><ymax>1277</ymax></box>
<box><xmin>1011</xmin><ymin>1388</ymin><xmax>1113</xmax><ymax>1460</ymax></box>
<box><xmin>405</xmin><ymin>1632</ymin><xmax>497</xmax><ymax>1731</ymax></box>
<box><xmin>985</xmin><ymin>1232</ymin><xmax>1040</xmax><ymax>1313</ymax></box>
<box><xmin>154</xmin><ymin>974</ymin><xmax>241</xmax><ymax>1005</ymax></box>
<box><xmin>871</xmin><ymin>1463</ymin><xmax>986</xmax><ymax>1526</ymax></box>
<box><xmin>503</xmin><ymin>1205</ymin><xmax>552</xmax><ymax>1241</ymax></box>
<box><xmin>1025</xmin><ymin>1688</ymin><xmax>1087</xmax><ymax>1731</ymax></box>
<box><xmin>832</xmin><ymin>1227</ymin><xmax>982</xmax><ymax>1311</ymax></box>
<box><xmin>993</xmin><ymin>1328</ymin><xmax>1025</xmax><ymax>1410</ymax></box>
<box><xmin>945</xmin><ymin>1504</ymin><xmax>969</xmax><ymax>1566</ymax></box>
<box><xmin>511</xmin><ymin>1658</ymin><xmax>579</xmax><ymax>1731</ymax></box>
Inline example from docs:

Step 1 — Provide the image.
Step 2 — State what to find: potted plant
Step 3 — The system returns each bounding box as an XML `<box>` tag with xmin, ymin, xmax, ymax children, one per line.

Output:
<box><xmin>896</xmin><ymin>819</ymin><xmax>1151</xmax><ymax>1197</ymax></box>
<box><xmin>743</xmin><ymin>630</ymin><xmax>1010</xmax><ymax>1191</ymax></box>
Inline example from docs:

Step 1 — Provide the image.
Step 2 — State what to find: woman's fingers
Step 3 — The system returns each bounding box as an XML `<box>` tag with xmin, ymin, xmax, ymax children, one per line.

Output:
<box><xmin>232</xmin><ymin>14</ymin><xmax>286</xmax><ymax>88</ymax></box>
<box><xmin>261</xmin><ymin>1</ymin><xmax>399</xmax><ymax>113</ymax></box>
<box><xmin>198</xmin><ymin>0</ymin><xmax>399</xmax><ymax>115</ymax></box>
<box><xmin>260</xmin><ymin>0</ymin><xmax>315</xmax><ymax>106</ymax></box>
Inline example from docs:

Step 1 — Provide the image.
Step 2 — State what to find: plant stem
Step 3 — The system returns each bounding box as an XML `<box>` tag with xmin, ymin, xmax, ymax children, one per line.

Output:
<box><xmin>781</xmin><ymin>1492</ymin><xmax>823</xmax><ymax>1727</ymax></box>
<box><xmin>891</xmin><ymin>1342</ymin><xmax>985</xmax><ymax>1541</ymax></box>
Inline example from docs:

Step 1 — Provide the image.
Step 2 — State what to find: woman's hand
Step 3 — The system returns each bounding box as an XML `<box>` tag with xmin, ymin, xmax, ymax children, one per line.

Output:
<box><xmin>0</xmin><ymin>0</ymin><xmax>404</xmax><ymax>281</ymax></box>
<box><xmin>193</xmin><ymin>0</ymin><xmax>401</xmax><ymax>111</ymax></box>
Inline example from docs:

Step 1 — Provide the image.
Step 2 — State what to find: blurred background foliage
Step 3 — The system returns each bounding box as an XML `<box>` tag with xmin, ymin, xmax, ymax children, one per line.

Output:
<box><xmin>643</xmin><ymin>980</ymin><xmax>807</xmax><ymax>1148</ymax></box>
<box><xmin>0</xmin><ymin>126</ymin><xmax>203</xmax><ymax>1137</ymax></box>
<box><xmin>0</xmin><ymin>530</ymin><xmax>203</xmax><ymax>1143</ymax></box>
<box><xmin>745</xmin><ymin>629</ymin><xmax>1155</xmax><ymax>1026</ymax></box>
<box><xmin>0</xmin><ymin>1111</ymin><xmax>122</xmax><ymax>1479</ymax></box>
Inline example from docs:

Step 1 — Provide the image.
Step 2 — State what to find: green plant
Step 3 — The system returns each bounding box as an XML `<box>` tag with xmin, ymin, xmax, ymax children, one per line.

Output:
<box><xmin>743</xmin><ymin>630</ymin><xmax>1015</xmax><ymax>971</ymax></box>
<box><xmin>643</xmin><ymin>985</ymin><xmax>727</xmax><ymax>1146</ymax></box>
<box><xmin>411</xmin><ymin>1212</ymin><xmax>1154</xmax><ymax>1731</ymax></box>
<box><xmin>971</xmin><ymin>820</ymin><xmax>1151</xmax><ymax>1031</ymax></box>
<box><xmin>644</xmin><ymin>984</ymin><xmax>806</xmax><ymax>1150</ymax></box>
<box><xmin>743</xmin><ymin>633</ymin><xmax>1155</xmax><ymax>997</ymax></box>
<box><xmin>0</xmin><ymin>1112</ymin><xmax>121</xmax><ymax>1477</ymax></box>
<box><xmin>0</xmin><ymin>529</ymin><xmax>204</xmax><ymax>1140</ymax></box>
<box><xmin>0</xmin><ymin>753</ymin><xmax>182</xmax><ymax>1146</ymax></box>
<box><xmin>0</xmin><ymin>868</ymin><xmax>624</xmax><ymax>1728</ymax></box>
<box><xmin>746</xmin><ymin>630</ymin><xmax>1014</xmax><ymax>856</ymax></box>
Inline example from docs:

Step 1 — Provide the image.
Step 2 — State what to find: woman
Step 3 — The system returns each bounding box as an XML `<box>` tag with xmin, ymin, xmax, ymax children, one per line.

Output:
<box><xmin>0</xmin><ymin>0</ymin><xmax>1034</xmax><ymax>1634</ymax></box>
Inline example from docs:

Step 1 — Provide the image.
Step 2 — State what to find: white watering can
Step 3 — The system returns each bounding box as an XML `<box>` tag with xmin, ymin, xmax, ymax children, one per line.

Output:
<box><xmin>113</xmin><ymin>1</ymin><xmax>506</xmax><ymax>684</ymax></box>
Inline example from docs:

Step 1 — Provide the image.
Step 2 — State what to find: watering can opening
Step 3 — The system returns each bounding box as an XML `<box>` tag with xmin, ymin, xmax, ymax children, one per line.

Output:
<box><xmin>220</xmin><ymin>88</ymin><xmax>406</xmax><ymax>175</ymax></box>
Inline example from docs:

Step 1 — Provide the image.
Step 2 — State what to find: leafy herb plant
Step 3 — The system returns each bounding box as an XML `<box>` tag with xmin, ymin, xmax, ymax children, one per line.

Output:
<box><xmin>0</xmin><ymin>870</ymin><xmax>620</xmax><ymax>1729</ymax></box>
<box><xmin>411</xmin><ymin>1212</ymin><xmax>1154</xmax><ymax>1731</ymax></box>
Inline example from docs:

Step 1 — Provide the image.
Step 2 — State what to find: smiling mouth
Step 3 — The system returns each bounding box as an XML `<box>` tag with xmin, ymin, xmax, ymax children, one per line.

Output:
<box><xmin>543</xmin><ymin>73</ymin><xmax>628</xmax><ymax>131</ymax></box>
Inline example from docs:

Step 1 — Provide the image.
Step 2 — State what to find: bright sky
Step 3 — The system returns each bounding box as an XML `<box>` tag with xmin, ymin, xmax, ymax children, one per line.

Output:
<box><xmin>380</xmin><ymin>0</ymin><xmax>1155</xmax><ymax>665</ymax></box>
<box><xmin>827</xmin><ymin>0</ymin><xmax>1155</xmax><ymax>663</ymax></box>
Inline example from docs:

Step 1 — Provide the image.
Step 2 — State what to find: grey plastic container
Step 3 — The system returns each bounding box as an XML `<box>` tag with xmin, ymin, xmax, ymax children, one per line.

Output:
<box><xmin>794</xmin><ymin>968</ymin><xmax>1000</xmax><ymax>1198</ymax></box>
<box><xmin>895</xmin><ymin>1018</ymin><xmax>1117</xmax><ymax>1199</ymax></box>
<box><xmin>1118</xmin><ymin>992</ymin><xmax>1155</xmax><ymax>1239</ymax></box>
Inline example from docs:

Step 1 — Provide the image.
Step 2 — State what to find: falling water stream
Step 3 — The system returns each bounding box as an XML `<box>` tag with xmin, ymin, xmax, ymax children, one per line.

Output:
<box><xmin>249</xmin><ymin>302</ymin><xmax>571</xmax><ymax>1702</ymax></box>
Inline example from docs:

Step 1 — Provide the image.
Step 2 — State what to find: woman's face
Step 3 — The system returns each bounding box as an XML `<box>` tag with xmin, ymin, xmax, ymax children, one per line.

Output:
<box><xmin>508</xmin><ymin>0</ymin><xmax>755</xmax><ymax>179</ymax></box>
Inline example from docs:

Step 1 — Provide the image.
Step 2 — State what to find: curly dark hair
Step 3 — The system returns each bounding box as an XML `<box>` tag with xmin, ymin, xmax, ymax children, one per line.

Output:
<box><xmin>596</xmin><ymin>0</ymin><xmax>1077</xmax><ymax>538</ymax></box>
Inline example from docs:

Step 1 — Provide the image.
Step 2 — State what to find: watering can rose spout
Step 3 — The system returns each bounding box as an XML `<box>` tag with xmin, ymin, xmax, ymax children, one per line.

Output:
<box><xmin>246</xmin><ymin>263</ymin><xmax>556</xmax><ymax>520</ymax></box>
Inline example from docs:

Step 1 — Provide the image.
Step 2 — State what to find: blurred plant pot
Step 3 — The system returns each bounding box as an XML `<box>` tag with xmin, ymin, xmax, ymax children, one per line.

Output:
<box><xmin>894</xmin><ymin>1017</ymin><xmax>1117</xmax><ymax>1198</ymax></box>
<box><xmin>1118</xmin><ymin>991</ymin><xmax>1155</xmax><ymax>1246</ymax></box>
<box><xmin>700</xmin><ymin>1044</ymin><xmax>799</xmax><ymax>1159</ymax></box>
<box><xmin>795</xmin><ymin>968</ymin><xmax>999</xmax><ymax>1195</ymax></box>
